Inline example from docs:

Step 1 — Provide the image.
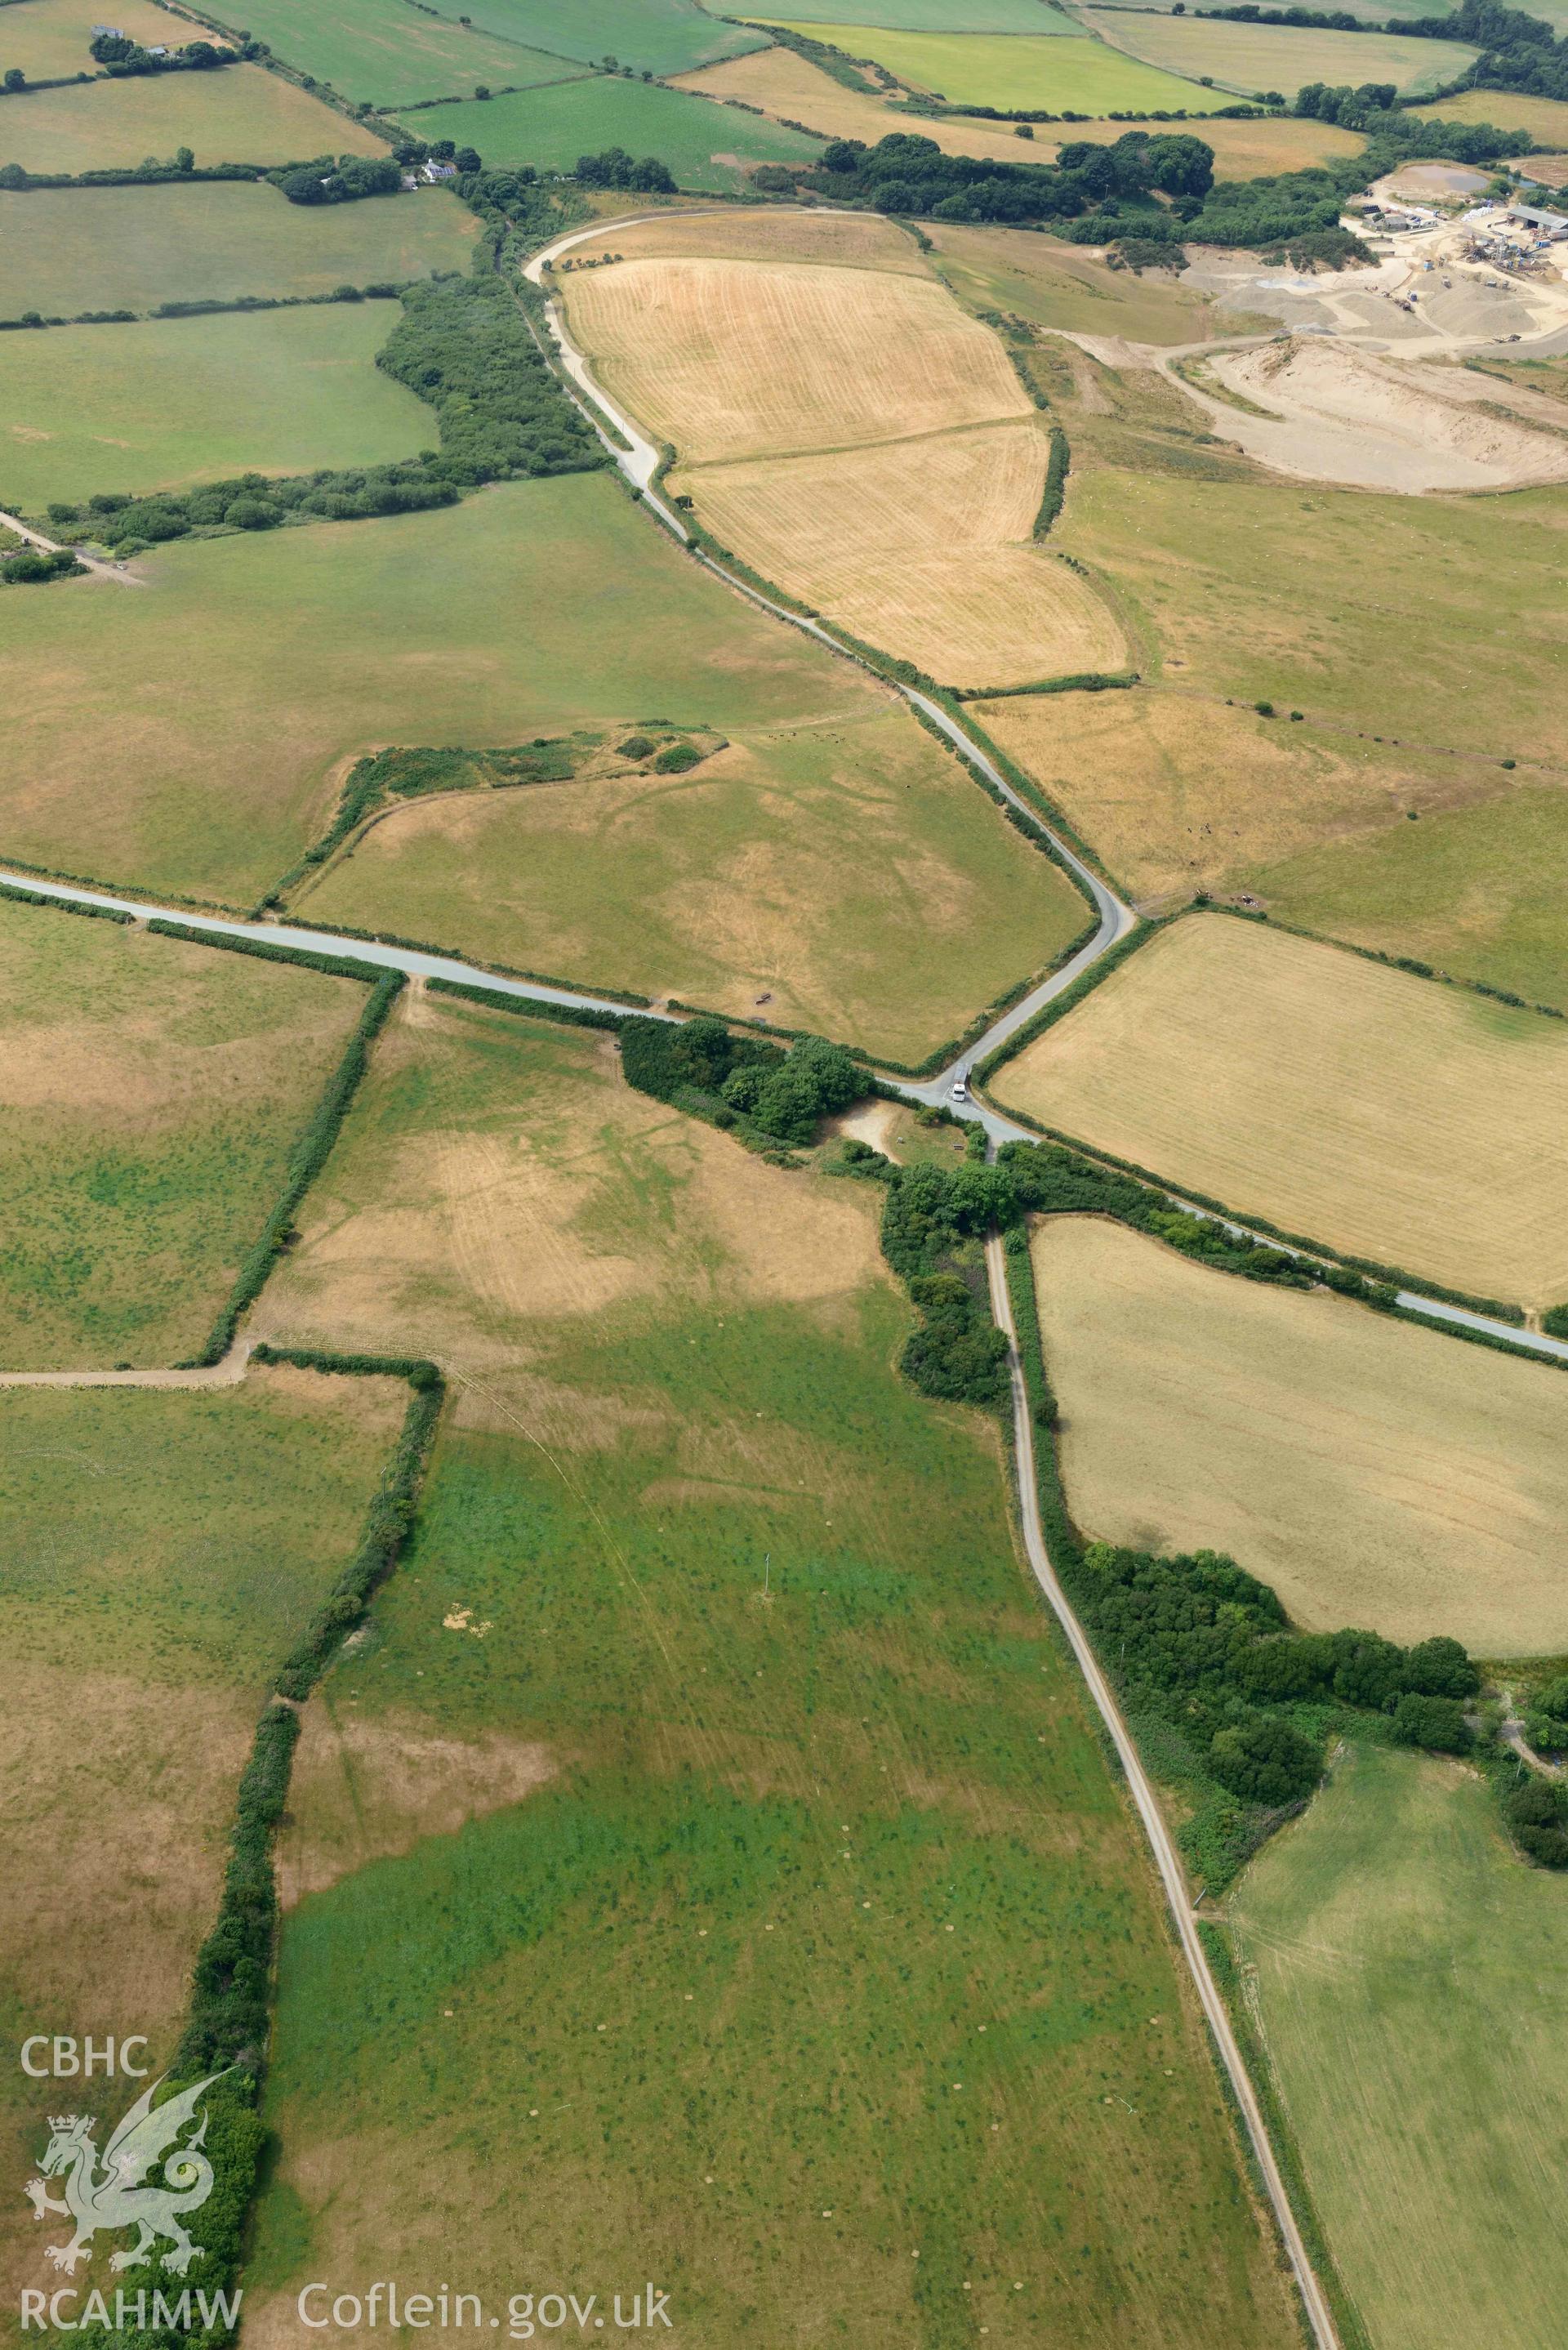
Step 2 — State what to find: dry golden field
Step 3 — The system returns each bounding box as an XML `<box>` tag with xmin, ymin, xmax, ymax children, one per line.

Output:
<box><xmin>590</xmin><ymin>204</ymin><xmax>932</xmax><ymax>275</ymax></box>
<box><xmin>925</xmin><ymin>219</ymin><xmax>1219</xmax><ymax>345</ymax></box>
<box><xmin>563</xmin><ymin>224</ymin><xmax>1125</xmax><ymax>686</ymax></box>
<box><xmin>1031</xmin><ymin>1216</ymin><xmax>1568</xmax><ymax>1654</ymax></box>
<box><xmin>675</xmin><ymin>42</ymin><xmax>1368</xmax><ymax>177</ymax></box>
<box><xmin>684</xmin><ymin>423</ymin><xmax>1125</xmax><ymax>686</ymax></box>
<box><xmin>972</xmin><ymin>687</ymin><xmax>1478</xmax><ymax>903</ymax></box>
<box><xmin>999</xmin><ymin>914</ymin><xmax>1568</xmax><ymax>1305</ymax></box>
<box><xmin>564</xmin><ymin>251</ymin><xmax>1030</xmax><ymax>464</ymax></box>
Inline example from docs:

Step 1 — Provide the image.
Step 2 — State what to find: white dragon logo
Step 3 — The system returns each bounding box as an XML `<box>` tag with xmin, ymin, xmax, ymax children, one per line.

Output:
<box><xmin>24</xmin><ymin>2071</ymin><xmax>228</xmax><ymax>2277</ymax></box>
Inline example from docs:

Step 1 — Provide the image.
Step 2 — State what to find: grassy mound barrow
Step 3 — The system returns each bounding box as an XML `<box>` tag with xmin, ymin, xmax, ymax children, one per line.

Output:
<box><xmin>0</xmin><ymin>1367</ymin><xmax>408</xmax><ymax>2318</ymax></box>
<box><xmin>0</xmin><ymin>897</ymin><xmax>372</xmax><ymax>1367</ymax></box>
<box><xmin>0</xmin><ymin>301</ymin><xmax>427</xmax><ymax>506</ymax></box>
<box><xmin>0</xmin><ymin>180</ymin><xmax>477</xmax><ymax>318</ymax></box>
<box><xmin>1227</xmin><ymin>1741</ymin><xmax>1568</xmax><ymax>2350</ymax></box>
<box><xmin>238</xmin><ymin>994</ymin><xmax>1301</xmax><ymax>2348</ymax></box>
<box><xmin>995</xmin><ymin>912</ymin><xmax>1568</xmax><ymax>1308</ymax></box>
<box><xmin>1031</xmin><ymin>1214</ymin><xmax>1568</xmax><ymax>1654</ymax></box>
<box><xmin>299</xmin><ymin>701</ymin><xmax>1089</xmax><ymax>1064</ymax></box>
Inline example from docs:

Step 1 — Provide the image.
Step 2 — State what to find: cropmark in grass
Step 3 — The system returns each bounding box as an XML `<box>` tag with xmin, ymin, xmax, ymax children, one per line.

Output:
<box><xmin>0</xmin><ymin>181</ymin><xmax>478</xmax><ymax>319</ymax></box>
<box><xmin>1228</xmin><ymin>1741</ymin><xmax>1568</xmax><ymax>2350</ymax></box>
<box><xmin>0</xmin><ymin>1367</ymin><xmax>408</xmax><ymax>2321</ymax></box>
<box><xmin>0</xmin><ymin>301</ymin><xmax>426</xmax><ymax>506</ymax></box>
<box><xmin>239</xmin><ymin>996</ymin><xmax>1301</xmax><ymax>2348</ymax></box>
<box><xmin>446</xmin><ymin>0</ymin><xmax>769</xmax><ymax>76</ymax></box>
<box><xmin>0</xmin><ymin>896</ymin><xmax>370</xmax><ymax>1369</ymax></box>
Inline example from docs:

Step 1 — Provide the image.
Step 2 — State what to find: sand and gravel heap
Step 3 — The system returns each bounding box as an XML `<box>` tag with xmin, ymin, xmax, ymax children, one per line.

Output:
<box><xmin>1207</xmin><ymin>334</ymin><xmax>1568</xmax><ymax>489</ymax></box>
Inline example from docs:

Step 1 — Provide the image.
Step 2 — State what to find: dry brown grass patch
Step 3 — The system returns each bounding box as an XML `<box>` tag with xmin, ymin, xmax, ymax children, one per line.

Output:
<box><xmin>278</xmin><ymin>1701</ymin><xmax>558</xmax><ymax>1906</ymax></box>
<box><xmin>1000</xmin><ymin>912</ymin><xmax>1568</xmax><ymax>1305</ymax></box>
<box><xmin>1034</xmin><ymin>1215</ymin><xmax>1568</xmax><ymax>1653</ymax></box>
<box><xmin>971</xmin><ymin>686</ymin><xmax>1486</xmax><ymax>903</ymax></box>
<box><xmin>592</xmin><ymin>202</ymin><xmax>931</xmax><ymax>275</ymax></box>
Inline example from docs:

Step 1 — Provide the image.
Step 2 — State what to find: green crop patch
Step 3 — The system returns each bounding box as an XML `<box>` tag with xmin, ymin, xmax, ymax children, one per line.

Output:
<box><xmin>745</xmin><ymin>0</ymin><xmax>1071</xmax><ymax>24</ymax></box>
<box><xmin>0</xmin><ymin>181</ymin><xmax>478</xmax><ymax>319</ymax></box>
<box><xmin>396</xmin><ymin>74</ymin><xmax>824</xmax><ymax>190</ymax></box>
<box><xmin>0</xmin><ymin>301</ymin><xmax>426</xmax><ymax>506</ymax></box>
<box><xmin>0</xmin><ymin>476</ymin><xmax>899</xmax><ymax>907</ymax></box>
<box><xmin>194</xmin><ymin>0</ymin><xmax>577</xmax><ymax>106</ymax></box>
<box><xmin>0</xmin><ymin>896</ymin><xmax>370</xmax><ymax>1368</ymax></box>
<box><xmin>1229</xmin><ymin>1742</ymin><xmax>1568</xmax><ymax>2350</ymax></box>
<box><xmin>0</xmin><ymin>1367</ymin><xmax>408</xmax><ymax>2317</ymax></box>
<box><xmin>239</xmin><ymin>1000</ymin><xmax>1300</xmax><ymax>2350</ymax></box>
<box><xmin>439</xmin><ymin>0</ymin><xmax>768</xmax><ymax>76</ymax></box>
<box><xmin>1081</xmin><ymin>9</ymin><xmax>1478</xmax><ymax>100</ymax></box>
<box><xmin>756</xmin><ymin>24</ymin><xmax>1227</xmax><ymax>109</ymax></box>
<box><xmin>0</xmin><ymin>60</ymin><xmax>386</xmax><ymax>173</ymax></box>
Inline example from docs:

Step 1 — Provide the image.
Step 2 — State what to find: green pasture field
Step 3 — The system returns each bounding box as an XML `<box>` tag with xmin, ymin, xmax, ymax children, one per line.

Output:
<box><xmin>0</xmin><ymin>476</ymin><xmax>941</xmax><ymax>907</ymax></box>
<box><xmin>758</xmin><ymin>23</ymin><xmax>1227</xmax><ymax>109</ymax></box>
<box><xmin>0</xmin><ymin>182</ymin><xmax>477</xmax><ymax>318</ymax></box>
<box><xmin>1089</xmin><ymin>0</ymin><xmax>1459</xmax><ymax>18</ymax></box>
<box><xmin>191</xmin><ymin>0</ymin><xmax>577</xmax><ymax>107</ymax></box>
<box><xmin>0</xmin><ymin>60</ymin><xmax>386</xmax><ymax>173</ymax></box>
<box><xmin>1083</xmin><ymin>7</ymin><xmax>1477</xmax><ymax>98</ymax></box>
<box><xmin>0</xmin><ymin>0</ymin><xmax>189</xmax><ymax>82</ymax></box>
<box><xmin>296</xmin><ymin>705</ymin><xmax>1091</xmax><ymax>1064</ymax></box>
<box><xmin>744</xmin><ymin>0</ymin><xmax>1076</xmax><ymax>26</ymax></box>
<box><xmin>1410</xmin><ymin>86</ymin><xmax>1568</xmax><ymax>142</ymax></box>
<box><xmin>1228</xmin><ymin>1742</ymin><xmax>1568</xmax><ymax>2350</ymax></box>
<box><xmin>241</xmin><ymin>998</ymin><xmax>1299</xmax><ymax>2350</ymax></box>
<box><xmin>443</xmin><ymin>0</ymin><xmax>768</xmax><ymax>75</ymax></box>
<box><xmin>399</xmin><ymin>74</ymin><xmax>824</xmax><ymax>188</ymax></box>
<box><xmin>0</xmin><ymin>897</ymin><xmax>368</xmax><ymax>1367</ymax></box>
<box><xmin>0</xmin><ymin>301</ymin><xmax>425</xmax><ymax>506</ymax></box>
<box><xmin>0</xmin><ymin>1368</ymin><xmax>406</xmax><ymax>2317</ymax></box>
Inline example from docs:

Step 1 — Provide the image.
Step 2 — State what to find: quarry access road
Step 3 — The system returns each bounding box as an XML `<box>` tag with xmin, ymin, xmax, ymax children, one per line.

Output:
<box><xmin>987</xmin><ymin>1230</ymin><xmax>1342</xmax><ymax>2350</ymax></box>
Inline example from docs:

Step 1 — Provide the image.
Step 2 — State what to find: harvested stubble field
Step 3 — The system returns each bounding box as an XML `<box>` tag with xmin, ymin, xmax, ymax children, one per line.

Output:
<box><xmin>678</xmin><ymin>44</ymin><xmax>1366</xmax><ymax>175</ymax></box>
<box><xmin>0</xmin><ymin>301</ymin><xmax>425</xmax><ymax>505</ymax></box>
<box><xmin>0</xmin><ymin>0</ymin><xmax>188</xmax><ymax>80</ymax></box>
<box><xmin>759</xmin><ymin>22</ymin><xmax>1227</xmax><ymax>109</ymax></box>
<box><xmin>0</xmin><ymin>62</ymin><xmax>386</xmax><ymax>173</ymax></box>
<box><xmin>1031</xmin><ymin>1215</ymin><xmax>1568</xmax><ymax>1653</ymax></box>
<box><xmin>0</xmin><ymin>477</ymin><xmax>922</xmax><ymax>906</ymax></box>
<box><xmin>0</xmin><ymin>181</ymin><xmax>477</xmax><ymax>317</ymax></box>
<box><xmin>1229</xmin><ymin>1742</ymin><xmax>1568</xmax><ymax>2350</ymax></box>
<box><xmin>186</xmin><ymin>0</ymin><xmax>571</xmax><ymax>107</ymax></box>
<box><xmin>684</xmin><ymin>423</ymin><xmax>1125</xmax><ymax>684</ymax></box>
<box><xmin>564</xmin><ymin>225</ymin><xmax>1124</xmax><ymax>685</ymax></box>
<box><xmin>395</xmin><ymin>75</ymin><xmax>823</xmax><ymax>190</ymax></box>
<box><xmin>298</xmin><ymin>704</ymin><xmax>1089</xmax><ymax>1063</ymax></box>
<box><xmin>239</xmin><ymin>994</ymin><xmax>1299</xmax><ymax>2350</ymax></box>
<box><xmin>998</xmin><ymin>912</ymin><xmax>1568</xmax><ymax>1306</ymax></box>
<box><xmin>1083</xmin><ymin>7</ymin><xmax>1477</xmax><ymax>96</ymax></box>
<box><xmin>0</xmin><ymin>898</ymin><xmax>368</xmax><ymax>1367</ymax></box>
<box><xmin>0</xmin><ymin>1367</ymin><xmax>406</xmax><ymax>2321</ymax></box>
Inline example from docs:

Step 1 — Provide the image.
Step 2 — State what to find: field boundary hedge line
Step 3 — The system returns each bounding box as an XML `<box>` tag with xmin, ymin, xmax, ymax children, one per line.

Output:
<box><xmin>183</xmin><ymin>967</ymin><xmax>403</xmax><ymax>1367</ymax></box>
